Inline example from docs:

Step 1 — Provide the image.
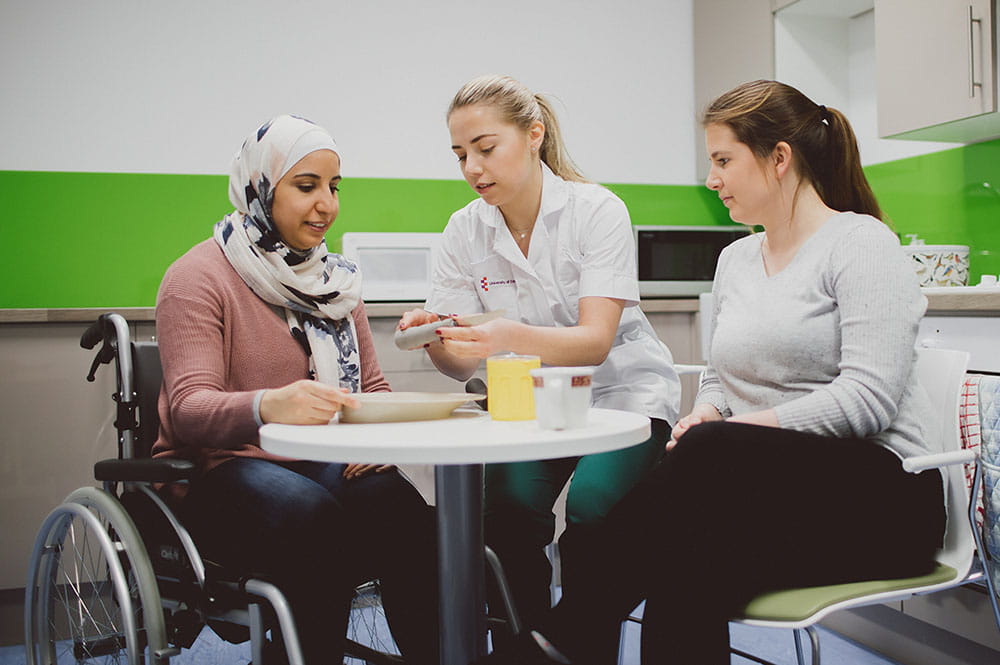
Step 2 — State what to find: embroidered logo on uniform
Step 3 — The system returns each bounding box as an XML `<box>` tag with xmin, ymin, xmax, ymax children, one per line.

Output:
<box><xmin>480</xmin><ymin>276</ymin><xmax>516</xmax><ymax>292</ymax></box>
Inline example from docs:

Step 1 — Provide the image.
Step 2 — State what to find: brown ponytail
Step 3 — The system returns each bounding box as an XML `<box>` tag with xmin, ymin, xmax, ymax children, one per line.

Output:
<box><xmin>448</xmin><ymin>74</ymin><xmax>588</xmax><ymax>183</ymax></box>
<box><xmin>702</xmin><ymin>80</ymin><xmax>883</xmax><ymax>221</ymax></box>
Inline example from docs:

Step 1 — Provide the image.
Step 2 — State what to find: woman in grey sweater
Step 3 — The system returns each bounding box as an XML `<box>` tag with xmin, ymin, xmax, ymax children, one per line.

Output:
<box><xmin>476</xmin><ymin>80</ymin><xmax>946</xmax><ymax>665</ymax></box>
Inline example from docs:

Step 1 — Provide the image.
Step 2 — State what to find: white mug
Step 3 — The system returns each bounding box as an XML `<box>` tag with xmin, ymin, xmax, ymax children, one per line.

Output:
<box><xmin>530</xmin><ymin>366</ymin><xmax>595</xmax><ymax>430</ymax></box>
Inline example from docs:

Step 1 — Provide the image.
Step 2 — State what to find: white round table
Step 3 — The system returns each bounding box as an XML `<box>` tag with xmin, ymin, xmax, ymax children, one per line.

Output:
<box><xmin>260</xmin><ymin>407</ymin><xmax>650</xmax><ymax>665</ymax></box>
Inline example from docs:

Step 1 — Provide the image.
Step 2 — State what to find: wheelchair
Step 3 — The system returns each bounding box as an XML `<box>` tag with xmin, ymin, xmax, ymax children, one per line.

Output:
<box><xmin>23</xmin><ymin>312</ymin><xmax>405</xmax><ymax>665</ymax></box>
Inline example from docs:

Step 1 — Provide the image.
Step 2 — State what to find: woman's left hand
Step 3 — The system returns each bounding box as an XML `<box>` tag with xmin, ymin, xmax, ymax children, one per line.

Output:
<box><xmin>343</xmin><ymin>463</ymin><xmax>394</xmax><ymax>479</ymax></box>
<box><xmin>435</xmin><ymin>318</ymin><xmax>519</xmax><ymax>359</ymax></box>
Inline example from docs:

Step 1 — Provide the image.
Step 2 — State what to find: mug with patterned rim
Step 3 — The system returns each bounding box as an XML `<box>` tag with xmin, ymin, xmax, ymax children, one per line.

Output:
<box><xmin>530</xmin><ymin>366</ymin><xmax>596</xmax><ymax>430</ymax></box>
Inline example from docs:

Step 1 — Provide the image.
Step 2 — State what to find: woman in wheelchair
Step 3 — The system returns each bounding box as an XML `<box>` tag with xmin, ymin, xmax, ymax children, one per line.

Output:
<box><xmin>152</xmin><ymin>114</ymin><xmax>439</xmax><ymax>664</ymax></box>
<box><xmin>476</xmin><ymin>81</ymin><xmax>948</xmax><ymax>665</ymax></box>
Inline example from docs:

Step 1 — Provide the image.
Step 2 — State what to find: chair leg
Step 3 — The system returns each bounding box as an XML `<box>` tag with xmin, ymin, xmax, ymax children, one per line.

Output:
<box><xmin>546</xmin><ymin>542</ymin><xmax>560</xmax><ymax>606</ymax></box>
<box><xmin>617</xmin><ymin>621</ymin><xmax>627</xmax><ymax>665</ymax></box>
<box><xmin>249</xmin><ymin>602</ymin><xmax>265</xmax><ymax>665</ymax></box>
<box><xmin>792</xmin><ymin>628</ymin><xmax>807</xmax><ymax>665</ymax></box>
<box><xmin>799</xmin><ymin>625</ymin><xmax>821</xmax><ymax>665</ymax></box>
<box><xmin>726</xmin><ymin>626</ymin><xmax>818</xmax><ymax>665</ymax></box>
<box><xmin>485</xmin><ymin>545</ymin><xmax>523</xmax><ymax>636</ymax></box>
<box><xmin>809</xmin><ymin>626</ymin><xmax>822</xmax><ymax>665</ymax></box>
<box><xmin>245</xmin><ymin>579</ymin><xmax>306</xmax><ymax>665</ymax></box>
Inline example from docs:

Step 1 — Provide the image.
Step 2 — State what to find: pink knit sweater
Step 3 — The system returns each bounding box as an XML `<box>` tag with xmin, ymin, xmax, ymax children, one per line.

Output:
<box><xmin>152</xmin><ymin>239</ymin><xmax>390</xmax><ymax>473</ymax></box>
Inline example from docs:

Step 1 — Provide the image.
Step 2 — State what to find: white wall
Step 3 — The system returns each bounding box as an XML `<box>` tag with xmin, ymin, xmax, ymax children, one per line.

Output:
<box><xmin>0</xmin><ymin>0</ymin><xmax>697</xmax><ymax>185</ymax></box>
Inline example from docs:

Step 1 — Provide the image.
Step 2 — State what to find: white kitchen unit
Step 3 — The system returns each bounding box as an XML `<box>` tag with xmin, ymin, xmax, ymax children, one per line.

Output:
<box><xmin>918</xmin><ymin>286</ymin><xmax>1000</xmax><ymax>371</ymax></box>
<box><xmin>692</xmin><ymin>0</ymin><xmax>775</xmax><ymax>181</ymax></box>
<box><xmin>919</xmin><ymin>317</ymin><xmax>1000</xmax><ymax>372</ymax></box>
<box><xmin>773</xmin><ymin>0</ymin><xmax>963</xmax><ymax>165</ymax></box>
<box><xmin>876</xmin><ymin>0</ymin><xmax>1000</xmax><ymax>142</ymax></box>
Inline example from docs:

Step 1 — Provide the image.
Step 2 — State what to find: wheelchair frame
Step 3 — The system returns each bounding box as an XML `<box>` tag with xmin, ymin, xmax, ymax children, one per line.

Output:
<box><xmin>23</xmin><ymin>312</ymin><xmax>404</xmax><ymax>665</ymax></box>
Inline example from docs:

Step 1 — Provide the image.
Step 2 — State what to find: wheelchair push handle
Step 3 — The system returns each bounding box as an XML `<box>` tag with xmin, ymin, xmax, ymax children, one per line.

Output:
<box><xmin>80</xmin><ymin>316</ymin><xmax>109</xmax><ymax>350</ymax></box>
<box><xmin>82</xmin><ymin>314</ymin><xmax>117</xmax><ymax>382</ymax></box>
<box><xmin>81</xmin><ymin>313</ymin><xmax>132</xmax><ymax>383</ymax></box>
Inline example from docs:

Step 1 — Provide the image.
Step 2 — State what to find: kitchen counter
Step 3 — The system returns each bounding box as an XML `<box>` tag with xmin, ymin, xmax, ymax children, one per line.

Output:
<box><xmin>0</xmin><ymin>299</ymin><xmax>704</xmax><ymax>324</ymax></box>
<box><xmin>920</xmin><ymin>286</ymin><xmax>1000</xmax><ymax>313</ymax></box>
<box><xmin>2</xmin><ymin>288</ymin><xmax>998</xmax><ymax>324</ymax></box>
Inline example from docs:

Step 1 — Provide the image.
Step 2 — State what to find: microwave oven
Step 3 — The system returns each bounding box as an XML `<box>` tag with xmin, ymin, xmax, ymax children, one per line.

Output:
<box><xmin>635</xmin><ymin>225</ymin><xmax>750</xmax><ymax>297</ymax></box>
<box><xmin>341</xmin><ymin>232</ymin><xmax>441</xmax><ymax>302</ymax></box>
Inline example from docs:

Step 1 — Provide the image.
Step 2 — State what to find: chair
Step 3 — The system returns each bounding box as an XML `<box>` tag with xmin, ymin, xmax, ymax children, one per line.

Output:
<box><xmin>730</xmin><ymin>346</ymin><xmax>1000</xmax><ymax>665</ymax></box>
<box><xmin>23</xmin><ymin>312</ymin><xmax>404</xmax><ymax>665</ymax></box>
<box><xmin>615</xmin><ymin>347</ymin><xmax>1000</xmax><ymax>665</ymax></box>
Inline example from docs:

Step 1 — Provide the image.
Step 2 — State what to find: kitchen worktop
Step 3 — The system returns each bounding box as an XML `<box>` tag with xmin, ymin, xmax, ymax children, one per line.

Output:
<box><xmin>0</xmin><ymin>299</ymin><xmax>705</xmax><ymax>323</ymax></box>
<box><xmin>2</xmin><ymin>288</ymin><xmax>999</xmax><ymax>324</ymax></box>
<box><xmin>920</xmin><ymin>285</ymin><xmax>1000</xmax><ymax>313</ymax></box>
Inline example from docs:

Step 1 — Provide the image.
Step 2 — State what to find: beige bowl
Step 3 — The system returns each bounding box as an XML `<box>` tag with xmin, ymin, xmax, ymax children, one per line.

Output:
<box><xmin>340</xmin><ymin>392</ymin><xmax>484</xmax><ymax>424</ymax></box>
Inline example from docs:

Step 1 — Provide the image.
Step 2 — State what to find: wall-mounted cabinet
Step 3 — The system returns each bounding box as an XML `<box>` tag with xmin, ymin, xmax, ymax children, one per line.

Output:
<box><xmin>693</xmin><ymin>0</ymin><xmax>775</xmax><ymax>181</ymax></box>
<box><xmin>705</xmin><ymin>0</ymin><xmax>998</xmax><ymax>175</ymax></box>
<box><xmin>773</xmin><ymin>0</ymin><xmax>964</xmax><ymax>164</ymax></box>
<box><xmin>876</xmin><ymin>0</ymin><xmax>999</xmax><ymax>143</ymax></box>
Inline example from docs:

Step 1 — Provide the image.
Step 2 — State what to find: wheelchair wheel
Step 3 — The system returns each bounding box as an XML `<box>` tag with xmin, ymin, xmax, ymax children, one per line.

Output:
<box><xmin>345</xmin><ymin>580</ymin><xmax>403</xmax><ymax>665</ymax></box>
<box><xmin>25</xmin><ymin>487</ymin><xmax>170</xmax><ymax>665</ymax></box>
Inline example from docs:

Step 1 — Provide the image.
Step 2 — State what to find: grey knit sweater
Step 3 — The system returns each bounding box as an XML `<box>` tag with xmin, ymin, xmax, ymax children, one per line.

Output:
<box><xmin>696</xmin><ymin>212</ymin><xmax>936</xmax><ymax>460</ymax></box>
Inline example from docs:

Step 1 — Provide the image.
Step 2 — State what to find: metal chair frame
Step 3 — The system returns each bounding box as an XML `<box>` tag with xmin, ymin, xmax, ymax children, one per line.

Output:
<box><xmin>24</xmin><ymin>312</ymin><xmax>404</xmax><ymax>665</ymax></box>
<box><xmin>616</xmin><ymin>348</ymin><xmax>1000</xmax><ymax>665</ymax></box>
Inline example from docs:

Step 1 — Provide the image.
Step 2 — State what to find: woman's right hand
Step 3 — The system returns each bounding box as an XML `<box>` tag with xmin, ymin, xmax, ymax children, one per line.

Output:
<box><xmin>668</xmin><ymin>404</ymin><xmax>724</xmax><ymax>449</ymax></box>
<box><xmin>259</xmin><ymin>379</ymin><xmax>360</xmax><ymax>425</ymax></box>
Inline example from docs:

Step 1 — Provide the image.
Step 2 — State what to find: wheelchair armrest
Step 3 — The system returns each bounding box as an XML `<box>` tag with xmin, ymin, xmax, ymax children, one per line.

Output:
<box><xmin>94</xmin><ymin>457</ymin><xmax>196</xmax><ymax>482</ymax></box>
<box><xmin>901</xmin><ymin>449</ymin><xmax>978</xmax><ymax>473</ymax></box>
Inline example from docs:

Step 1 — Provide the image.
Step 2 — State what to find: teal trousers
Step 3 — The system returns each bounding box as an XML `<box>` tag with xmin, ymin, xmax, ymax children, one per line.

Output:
<box><xmin>484</xmin><ymin>418</ymin><xmax>668</xmax><ymax>659</ymax></box>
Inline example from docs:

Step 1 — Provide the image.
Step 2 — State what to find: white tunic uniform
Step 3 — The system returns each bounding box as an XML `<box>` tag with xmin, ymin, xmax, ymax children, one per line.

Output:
<box><xmin>426</xmin><ymin>164</ymin><xmax>680</xmax><ymax>424</ymax></box>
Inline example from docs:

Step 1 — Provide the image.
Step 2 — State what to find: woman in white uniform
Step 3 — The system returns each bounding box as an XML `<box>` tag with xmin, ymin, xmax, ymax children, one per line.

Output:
<box><xmin>399</xmin><ymin>74</ymin><xmax>680</xmax><ymax>660</ymax></box>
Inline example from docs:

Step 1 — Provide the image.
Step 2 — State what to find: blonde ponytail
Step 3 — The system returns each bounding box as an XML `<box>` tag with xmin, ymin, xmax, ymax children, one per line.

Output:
<box><xmin>448</xmin><ymin>74</ymin><xmax>588</xmax><ymax>183</ymax></box>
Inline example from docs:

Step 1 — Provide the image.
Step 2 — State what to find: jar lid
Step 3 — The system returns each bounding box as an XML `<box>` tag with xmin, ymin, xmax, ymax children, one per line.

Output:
<box><xmin>901</xmin><ymin>245</ymin><xmax>969</xmax><ymax>252</ymax></box>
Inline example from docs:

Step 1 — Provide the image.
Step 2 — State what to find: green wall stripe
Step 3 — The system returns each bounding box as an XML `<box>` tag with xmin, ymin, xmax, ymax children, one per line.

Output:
<box><xmin>863</xmin><ymin>138</ymin><xmax>1000</xmax><ymax>281</ymax></box>
<box><xmin>606</xmin><ymin>183</ymin><xmax>731</xmax><ymax>227</ymax></box>
<box><xmin>1</xmin><ymin>171</ymin><xmax>232</xmax><ymax>309</ymax></box>
<box><xmin>3</xmin><ymin>138</ymin><xmax>998</xmax><ymax>308</ymax></box>
<box><xmin>0</xmin><ymin>171</ymin><xmax>731</xmax><ymax>308</ymax></box>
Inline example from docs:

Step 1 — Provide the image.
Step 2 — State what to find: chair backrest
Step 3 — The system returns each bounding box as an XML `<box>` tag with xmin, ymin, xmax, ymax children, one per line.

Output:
<box><xmin>130</xmin><ymin>340</ymin><xmax>163</xmax><ymax>460</ymax></box>
<box><xmin>697</xmin><ymin>292</ymin><xmax>714</xmax><ymax>363</ymax></box>
<box><xmin>913</xmin><ymin>346</ymin><xmax>972</xmax><ymax>575</ymax></box>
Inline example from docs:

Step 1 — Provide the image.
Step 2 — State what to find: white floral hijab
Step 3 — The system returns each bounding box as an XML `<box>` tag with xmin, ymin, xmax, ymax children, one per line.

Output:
<box><xmin>214</xmin><ymin>115</ymin><xmax>362</xmax><ymax>391</ymax></box>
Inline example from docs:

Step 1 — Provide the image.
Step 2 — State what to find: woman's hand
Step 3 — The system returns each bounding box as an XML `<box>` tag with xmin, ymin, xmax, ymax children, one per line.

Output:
<box><xmin>400</xmin><ymin>308</ymin><xmax>481</xmax><ymax>381</ymax></box>
<box><xmin>436</xmin><ymin>318</ymin><xmax>520</xmax><ymax>359</ymax></box>
<box><xmin>398</xmin><ymin>308</ymin><xmax>459</xmax><ymax>352</ymax></box>
<box><xmin>398</xmin><ymin>308</ymin><xmax>446</xmax><ymax>331</ymax></box>
<box><xmin>343</xmin><ymin>463</ymin><xmax>394</xmax><ymax>479</ymax></box>
<box><xmin>259</xmin><ymin>379</ymin><xmax>359</xmax><ymax>425</ymax></box>
<box><xmin>668</xmin><ymin>404</ymin><xmax>724</xmax><ymax>450</ymax></box>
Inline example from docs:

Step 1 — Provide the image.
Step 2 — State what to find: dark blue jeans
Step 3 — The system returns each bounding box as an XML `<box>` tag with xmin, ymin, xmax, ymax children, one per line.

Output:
<box><xmin>179</xmin><ymin>457</ymin><xmax>439</xmax><ymax>664</ymax></box>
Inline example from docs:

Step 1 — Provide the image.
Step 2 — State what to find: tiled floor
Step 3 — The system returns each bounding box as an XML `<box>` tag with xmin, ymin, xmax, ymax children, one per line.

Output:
<box><xmin>7</xmin><ymin>614</ymin><xmax>900</xmax><ymax>665</ymax></box>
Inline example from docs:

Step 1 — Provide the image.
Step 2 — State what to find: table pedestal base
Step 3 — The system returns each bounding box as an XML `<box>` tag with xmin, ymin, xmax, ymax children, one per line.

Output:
<box><xmin>435</xmin><ymin>464</ymin><xmax>488</xmax><ymax>665</ymax></box>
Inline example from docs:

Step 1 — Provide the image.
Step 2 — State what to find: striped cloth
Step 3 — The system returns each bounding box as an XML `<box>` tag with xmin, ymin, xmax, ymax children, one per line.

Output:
<box><xmin>959</xmin><ymin>374</ymin><xmax>1000</xmax><ymax>597</ymax></box>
